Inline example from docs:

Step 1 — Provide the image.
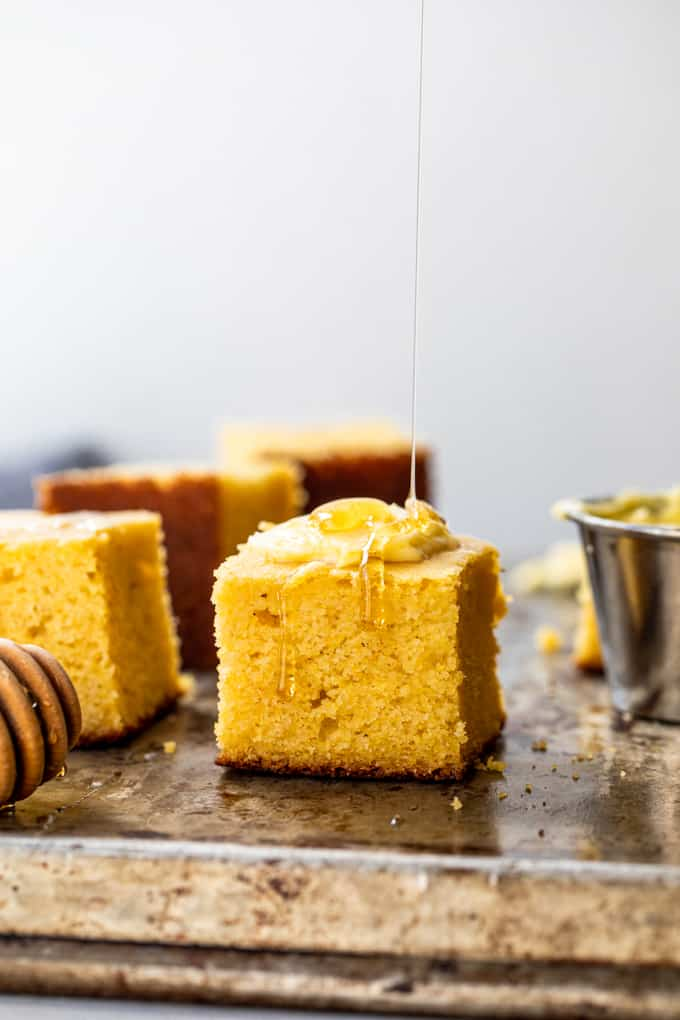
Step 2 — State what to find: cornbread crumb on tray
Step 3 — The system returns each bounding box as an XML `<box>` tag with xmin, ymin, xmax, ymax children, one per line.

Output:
<box><xmin>0</xmin><ymin>510</ymin><xmax>181</xmax><ymax>745</ymax></box>
<box><xmin>532</xmin><ymin>738</ymin><xmax>548</xmax><ymax>752</ymax></box>
<box><xmin>451</xmin><ymin>797</ymin><xmax>463</xmax><ymax>811</ymax></box>
<box><xmin>163</xmin><ymin>741</ymin><xmax>177</xmax><ymax>755</ymax></box>
<box><xmin>534</xmin><ymin>625</ymin><xmax>563</xmax><ymax>655</ymax></box>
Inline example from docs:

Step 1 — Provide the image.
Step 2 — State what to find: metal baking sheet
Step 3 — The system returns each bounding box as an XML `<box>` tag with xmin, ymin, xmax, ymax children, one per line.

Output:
<box><xmin>1</xmin><ymin>593</ymin><xmax>680</xmax><ymax>1014</ymax></box>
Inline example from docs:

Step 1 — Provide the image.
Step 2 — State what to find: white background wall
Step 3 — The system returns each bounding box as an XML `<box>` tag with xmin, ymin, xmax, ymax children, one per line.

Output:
<box><xmin>2</xmin><ymin>0</ymin><xmax>679</xmax><ymax>557</ymax></box>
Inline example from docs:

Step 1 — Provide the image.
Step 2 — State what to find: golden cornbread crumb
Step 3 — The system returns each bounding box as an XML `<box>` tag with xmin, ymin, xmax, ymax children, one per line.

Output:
<box><xmin>451</xmin><ymin>796</ymin><xmax>463</xmax><ymax>811</ymax></box>
<box><xmin>498</xmin><ymin>791</ymin><xmax>508</xmax><ymax>801</ymax></box>
<box><xmin>532</xmin><ymin>739</ymin><xmax>548</xmax><ymax>752</ymax></box>
<box><xmin>213</xmin><ymin>525</ymin><xmax>506</xmax><ymax>780</ymax></box>
<box><xmin>163</xmin><ymin>740</ymin><xmax>177</xmax><ymax>754</ymax></box>
<box><xmin>573</xmin><ymin>591</ymin><xmax>603</xmax><ymax>670</ymax></box>
<box><xmin>476</xmin><ymin>754</ymin><xmax>506</xmax><ymax>773</ymax></box>
<box><xmin>0</xmin><ymin>511</ymin><xmax>181</xmax><ymax>745</ymax></box>
<box><xmin>534</xmin><ymin>626</ymin><xmax>563</xmax><ymax>655</ymax></box>
<box><xmin>177</xmin><ymin>673</ymin><xmax>196</xmax><ymax>697</ymax></box>
<box><xmin>525</xmin><ymin>783</ymin><xmax>533</xmax><ymax>794</ymax></box>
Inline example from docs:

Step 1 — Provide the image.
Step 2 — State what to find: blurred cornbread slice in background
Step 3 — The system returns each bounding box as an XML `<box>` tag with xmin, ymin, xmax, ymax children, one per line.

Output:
<box><xmin>213</xmin><ymin>501</ymin><xmax>505</xmax><ymax>780</ymax></box>
<box><xmin>35</xmin><ymin>463</ymin><xmax>302</xmax><ymax>669</ymax></box>
<box><xmin>220</xmin><ymin>420</ymin><xmax>432</xmax><ymax>512</ymax></box>
<box><xmin>0</xmin><ymin>510</ymin><xmax>180</xmax><ymax>744</ymax></box>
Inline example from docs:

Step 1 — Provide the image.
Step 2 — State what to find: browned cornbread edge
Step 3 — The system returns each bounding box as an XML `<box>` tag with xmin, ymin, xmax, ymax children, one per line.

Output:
<box><xmin>271</xmin><ymin>449</ymin><xmax>431</xmax><ymax>512</ymax></box>
<box><xmin>215</xmin><ymin>723</ymin><xmax>505</xmax><ymax>781</ymax></box>
<box><xmin>76</xmin><ymin>691</ymin><xmax>179</xmax><ymax>748</ymax></box>
<box><xmin>35</xmin><ymin>472</ymin><xmax>221</xmax><ymax>670</ymax></box>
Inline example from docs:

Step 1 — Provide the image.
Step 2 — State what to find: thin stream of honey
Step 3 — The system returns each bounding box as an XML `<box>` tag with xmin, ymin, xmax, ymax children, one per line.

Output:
<box><xmin>277</xmin><ymin>0</ymin><xmax>426</xmax><ymax>687</ymax></box>
<box><xmin>408</xmin><ymin>0</ymin><xmax>426</xmax><ymax>510</ymax></box>
<box><xmin>277</xmin><ymin>584</ymin><xmax>296</xmax><ymax>700</ymax></box>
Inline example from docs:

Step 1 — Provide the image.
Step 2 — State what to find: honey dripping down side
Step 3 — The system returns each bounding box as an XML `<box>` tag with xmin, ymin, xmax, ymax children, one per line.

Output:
<box><xmin>256</xmin><ymin>498</ymin><xmax>459</xmax><ymax>695</ymax></box>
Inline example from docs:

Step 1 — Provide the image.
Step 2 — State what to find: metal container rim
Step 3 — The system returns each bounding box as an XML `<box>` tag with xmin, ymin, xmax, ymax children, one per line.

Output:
<box><xmin>557</xmin><ymin>498</ymin><xmax>680</xmax><ymax>543</ymax></box>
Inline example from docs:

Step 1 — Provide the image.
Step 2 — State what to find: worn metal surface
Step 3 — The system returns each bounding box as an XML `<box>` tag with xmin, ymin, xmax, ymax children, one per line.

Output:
<box><xmin>0</xmin><ymin>594</ymin><xmax>680</xmax><ymax>1011</ymax></box>
<box><xmin>3</xmin><ymin>936</ymin><xmax>680</xmax><ymax>1019</ymax></box>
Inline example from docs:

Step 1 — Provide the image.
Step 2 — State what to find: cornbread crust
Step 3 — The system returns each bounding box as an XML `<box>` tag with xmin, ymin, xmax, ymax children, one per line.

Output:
<box><xmin>35</xmin><ymin>463</ymin><xmax>302</xmax><ymax>669</ymax></box>
<box><xmin>221</xmin><ymin>422</ymin><xmax>432</xmax><ymax>511</ymax></box>
<box><xmin>76</xmin><ymin>690</ymin><xmax>177</xmax><ymax>748</ymax></box>
<box><xmin>214</xmin><ymin>536</ymin><xmax>506</xmax><ymax>780</ymax></box>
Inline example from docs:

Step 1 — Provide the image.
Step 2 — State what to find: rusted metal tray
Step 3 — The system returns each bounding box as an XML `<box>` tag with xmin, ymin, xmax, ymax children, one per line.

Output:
<box><xmin>1</xmin><ymin>594</ymin><xmax>679</xmax><ymax>1017</ymax></box>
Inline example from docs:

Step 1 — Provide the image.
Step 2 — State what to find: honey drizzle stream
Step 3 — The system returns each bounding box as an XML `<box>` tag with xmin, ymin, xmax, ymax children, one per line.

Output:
<box><xmin>277</xmin><ymin>583</ymin><xmax>297</xmax><ymax>699</ymax></box>
<box><xmin>408</xmin><ymin>0</ymin><xmax>426</xmax><ymax>509</ymax></box>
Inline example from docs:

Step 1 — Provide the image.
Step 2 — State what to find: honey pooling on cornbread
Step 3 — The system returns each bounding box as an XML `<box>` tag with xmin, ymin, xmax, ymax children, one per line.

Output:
<box><xmin>213</xmin><ymin>498</ymin><xmax>506</xmax><ymax>779</ymax></box>
<box><xmin>0</xmin><ymin>639</ymin><xmax>82</xmax><ymax>805</ymax></box>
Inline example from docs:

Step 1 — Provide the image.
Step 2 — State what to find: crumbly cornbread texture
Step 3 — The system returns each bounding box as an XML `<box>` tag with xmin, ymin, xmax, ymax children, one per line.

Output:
<box><xmin>221</xmin><ymin>421</ymin><xmax>431</xmax><ymax>512</ymax></box>
<box><xmin>35</xmin><ymin>463</ymin><xmax>302</xmax><ymax>669</ymax></box>
<box><xmin>0</xmin><ymin>510</ymin><xmax>181</xmax><ymax>744</ymax></box>
<box><xmin>574</xmin><ymin>594</ymin><xmax>602</xmax><ymax>670</ymax></box>
<box><xmin>213</xmin><ymin>523</ymin><xmax>506</xmax><ymax>779</ymax></box>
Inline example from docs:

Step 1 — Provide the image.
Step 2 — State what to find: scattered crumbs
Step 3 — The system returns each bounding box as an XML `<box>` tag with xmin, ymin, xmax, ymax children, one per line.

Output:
<box><xmin>551</xmin><ymin>764</ymin><xmax>558</xmax><ymax>772</ymax></box>
<box><xmin>572</xmin><ymin>773</ymin><xmax>580</xmax><ymax>782</ymax></box>
<box><xmin>163</xmin><ymin>741</ymin><xmax>177</xmax><ymax>755</ymax></box>
<box><xmin>525</xmin><ymin>784</ymin><xmax>533</xmax><ymax>794</ymax></box>
<box><xmin>538</xmin><ymin>829</ymin><xmax>545</xmax><ymax>838</ymax></box>
<box><xmin>586</xmin><ymin>753</ymin><xmax>594</xmax><ymax>761</ymax></box>
<box><xmin>534</xmin><ymin>626</ymin><xmax>564</xmax><ymax>655</ymax></box>
<box><xmin>572</xmin><ymin>754</ymin><xmax>587</xmax><ymax>763</ymax></box>
<box><xmin>531</xmin><ymin>739</ymin><xmax>548</xmax><ymax>753</ymax></box>
<box><xmin>578</xmin><ymin>839</ymin><xmax>602</xmax><ymax>861</ymax></box>
<box><xmin>620</xmin><ymin>770</ymin><xmax>627</xmax><ymax>778</ymax></box>
<box><xmin>143</xmin><ymin>752</ymin><xmax>157</xmax><ymax>762</ymax></box>
<box><xmin>498</xmin><ymin>791</ymin><xmax>508</xmax><ymax>801</ymax></box>
<box><xmin>531</xmin><ymin>764</ymin><xmax>536</xmax><ymax>770</ymax></box>
<box><xmin>390</xmin><ymin>814</ymin><xmax>403</xmax><ymax>828</ymax></box>
<box><xmin>451</xmin><ymin>797</ymin><xmax>463</xmax><ymax>812</ymax></box>
<box><xmin>178</xmin><ymin>672</ymin><xmax>196</xmax><ymax>697</ymax></box>
<box><xmin>476</xmin><ymin>755</ymin><xmax>506</xmax><ymax>774</ymax></box>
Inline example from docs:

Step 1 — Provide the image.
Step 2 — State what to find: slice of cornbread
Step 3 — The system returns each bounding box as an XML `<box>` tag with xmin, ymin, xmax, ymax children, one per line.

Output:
<box><xmin>213</xmin><ymin>499</ymin><xmax>505</xmax><ymax>779</ymax></box>
<box><xmin>35</xmin><ymin>463</ymin><xmax>302</xmax><ymax>669</ymax></box>
<box><xmin>0</xmin><ymin>510</ymin><xmax>181</xmax><ymax>745</ymax></box>
<box><xmin>221</xmin><ymin>420</ymin><xmax>432</xmax><ymax>512</ymax></box>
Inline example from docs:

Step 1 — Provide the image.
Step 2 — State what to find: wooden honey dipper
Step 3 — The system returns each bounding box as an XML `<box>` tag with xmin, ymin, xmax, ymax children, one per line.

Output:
<box><xmin>0</xmin><ymin>639</ymin><xmax>82</xmax><ymax>805</ymax></box>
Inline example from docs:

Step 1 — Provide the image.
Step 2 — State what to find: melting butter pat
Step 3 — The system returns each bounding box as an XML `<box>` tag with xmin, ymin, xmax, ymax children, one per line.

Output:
<box><xmin>248</xmin><ymin>497</ymin><xmax>459</xmax><ymax>567</ymax></box>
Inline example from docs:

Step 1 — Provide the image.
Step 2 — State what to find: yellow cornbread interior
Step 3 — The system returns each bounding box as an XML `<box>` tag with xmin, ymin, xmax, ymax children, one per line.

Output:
<box><xmin>217</xmin><ymin>463</ymin><xmax>304</xmax><ymax>558</ymax></box>
<box><xmin>213</xmin><ymin>499</ymin><xmax>506</xmax><ymax>779</ymax></box>
<box><xmin>0</xmin><ymin>511</ymin><xmax>181</xmax><ymax>744</ymax></box>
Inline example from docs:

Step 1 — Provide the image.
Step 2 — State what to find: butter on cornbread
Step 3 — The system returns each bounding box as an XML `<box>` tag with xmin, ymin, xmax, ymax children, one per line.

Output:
<box><xmin>36</xmin><ymin>462</ymin><xmax>302</xmax><ymax>669</ymax></box>
<box><xmin>213</xmin><ymin>498</ymin><xmax>506</xmax><ymax>779</ymax></box>
<box><xmin>221</xmin><ymin>421</ymin><xmax>432</xmax><ymax>512</ymax></box>
<box><xmin>0</xmin><ymin>510</ymin><xmax>181</xmax><ymax>744</ymax></box>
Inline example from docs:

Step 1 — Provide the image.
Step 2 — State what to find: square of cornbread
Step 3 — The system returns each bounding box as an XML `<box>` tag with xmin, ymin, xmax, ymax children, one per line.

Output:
<box><xmin>0</xmin><ymin>510</ymin><xmax>181</xmax><ymax>745</ymax></box>
<box><xmin>221</xmin><ymin>421</ymin><xmax>432</xmax><ymax>512</ymax></box>
<box><xmin>213</xmin><ymin>538</ymin><xmax>506</xmax><ymax>779</ymax></box>
<box><xmin>35</xmin><ymin>463</ymin><xmax>302</xmax><ymax>669</ymax></box>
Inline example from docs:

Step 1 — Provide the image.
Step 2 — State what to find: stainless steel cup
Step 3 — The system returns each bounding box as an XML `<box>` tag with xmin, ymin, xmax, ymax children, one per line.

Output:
<box><xmin>559</xmin><ymin>499</ymin><xmax>680</xmax><ymax>723</ymax></box>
